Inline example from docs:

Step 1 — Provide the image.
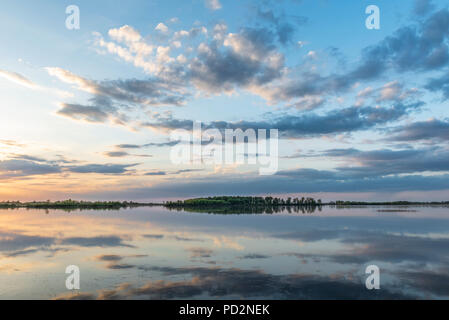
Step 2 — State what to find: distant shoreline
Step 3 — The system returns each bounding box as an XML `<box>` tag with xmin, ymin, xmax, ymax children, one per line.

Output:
<box><xmin>1</xmin><ymin>197</ymin><xmax>448</xmax><ymax>210</ymax></box>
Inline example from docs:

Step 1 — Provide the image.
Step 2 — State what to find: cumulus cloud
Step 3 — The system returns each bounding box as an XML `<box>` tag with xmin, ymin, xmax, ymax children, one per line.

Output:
<box><xmin>155</xmin><ymin>22</ymin><xmax>169</xmax><ymax>33</ymax></box>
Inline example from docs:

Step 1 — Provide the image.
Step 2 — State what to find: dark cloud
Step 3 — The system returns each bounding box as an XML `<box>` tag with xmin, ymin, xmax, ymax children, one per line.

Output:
<box><xmin>0</xmin><ymin>155</ymin><xmax>139</xmax><ymax>178</ymax></box>
<box><xmin>279</xmin><ymin>146</ymin><xmax>449</xmax><ymax>179</ymax></box>
<box><xmin>106</xmin><ymin>263</ymin><xmax>136</xmax><ymax>270</ymax></box>
<box><xmin>95</xmin><ymin>254</ymin><xmax>123</xmax><ymax>262</ymax></box>
<box><xmin>94</xmin><ymin>78</ymin><xmax>188</xmax><ymax>107</ymax></box>
<box><xmin>0</xmin><ymin>159</ymin><xmax>61</xmax><ymax>178</ymax></box>
<box><xmin>188</xmin><ymin>247</ymin><xmax>214</xmax><ymax>258</ymax></box>
<box><xmin>145</xmin><ymin>171</ymin><xmax>167</xmax><ymax>176</ymax></box>
<box><xmin>116</xmin><ymin>140</ymin><xmax>181</xmax><ymax>149</ymax></box>
<box><xmin>67</xmin><ymin>163</ymin><xmax>137</xmax><ymax>174</ymax></box>
<box><xmin>4</xmin><ymin>247</ymin><xmax>69</xmax><ymax>258</ymax></box>
<box><xmin>145</xmin><ymin>169</ymin><xmax>204</xmax><ymax>176</ymax></box>
<box><xmin>103</xmin><ymin>151</ymin><xmax>129</xmax><ymax>158</ymax></box>
<box><xmin>425</xmin><ymin>71</ymin><xmax>449</xmax><ymax>99</ymax></box>
<box><xmin>103</xmin><ymin>151</ymin><xmax>151</xmax><ymax>158</ymax></box>
<box><xmin>388</xmin><ymin>119</ymin><xmax>449</xmax><ymax>142</ymax></box>
<box><xmin>57</xmin><ymin>103</ymin><xmax>110</xmax><ymax>123</ymax></box>
<box><xmin>9</xmin><ymin>154</ymin><xmax>48</xmax><ymax>162</ymax></box>
<box><xmin>239</xmin><ymin>253</ymin><xmax>270</xmax><ymax>259</ymax></box>
<box><xmin>142</xmin><ymin>102</ymin><xmax>423</xmax><ymax>138</ymax></box>
<box><xmin>413</xmin><ymin>0</ymin><xmax>435</xmax><ymax>16</ymax></box>
<box><xmin>143</xmin><ymin>234</ymin><xmax>164</xmax><ymax>239</ymax></box>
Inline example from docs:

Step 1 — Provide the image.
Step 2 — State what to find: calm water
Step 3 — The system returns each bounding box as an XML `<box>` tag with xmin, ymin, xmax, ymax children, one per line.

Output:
<box><xmin>0</xmin><ymin>206</ymin><xmax>448</xmax><ymax>299</ymax></box>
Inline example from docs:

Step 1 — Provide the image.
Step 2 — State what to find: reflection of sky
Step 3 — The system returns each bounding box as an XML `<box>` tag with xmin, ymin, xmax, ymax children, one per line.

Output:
<box><xmin>0</xmin><ymin>206</ymin><xmax>448</xmax><ymax>299</ymax></box>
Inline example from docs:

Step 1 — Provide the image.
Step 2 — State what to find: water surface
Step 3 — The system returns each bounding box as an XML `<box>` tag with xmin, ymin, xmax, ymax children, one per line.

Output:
<box><xmin>0</xmin><ymin>206</ymin><xmax>448</xmax><ymax>299</ymax></box>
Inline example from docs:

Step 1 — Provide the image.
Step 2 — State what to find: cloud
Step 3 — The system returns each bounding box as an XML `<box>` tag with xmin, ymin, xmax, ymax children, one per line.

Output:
<box><xmin>142</xmin><ymin>102</ymin><xmax>423</xmax><ymax>138</ymax></box>
<box><xmin>205</xmin><ymin>0</ymin><xmax>222</xmax><ymax>11</ymax></box>
<box><xmin>0</xmin><ymin>69</ymin><xmax>39</xmax><ymax>89</ymax></box>
<box><xmin>145</xmin><ymin>169</ymin><xmax>203</xmax><ymax>176</ymax></box>
<box><xmin>239</xmin><ymin>253</ymin><xmax>270</xmax><ymax>259</ymax></box>
<box><xmin>261</xmin><ymin>8</ymin><xmax>449</xmax><ymax>103</ymax></box>
<box><xmin>46</xmin><ymin>7</ymin><xmax>449</xmax><ymax>128</ymax></box>
<box><xmin>47</xmin><ymin>66</ymin><xmax>189</xmax><ymax>125</ymax></box>
<box><xmin>0</xmin><ymin>155</ymin><xmax>138</xmax><ymax>178</ymax></box>
<box><xmin>106</xmin><ymin>263</ymin><xmax>136</xmax><ymax>269</ymax></box>
<box><xmin>255</xmin><ymin>6</ymin><xmax>307</xmax><ymax>45</ymax></box>
<box><xmin>280</xmin><ymin>146</ymin><xmax>449</xmax><ymax>178</ymax></box>
<box><xmin>103</xmin><ymin>151</ymin><xmax>151</xmax><ymax>158</ymax></box>
<box><xmin>188</xmin><ymin>247</ymin><xmax>214</xmax><ymax>258</ymax></box>
<box><xmin>0</xmin><ymin>139</ymin><xmax>25</xmax><ymax>147</ymax></box>
<box><xmin>0</xmin><ymin>69</ymin><xmax>70</xmax><ymax>97</ymax></box>
<box><xmin>145</xmin><ymin>171</ymin><xmax>167</xmax><ymax>176</ymax></box>
<box><xmin>190</xmin><ymin>27</ymin><xmax>284</xmax><ymax>93</ymax></box>
<box><xmin>95</xmin><ymin>254</ymin><xmax>123</xmax><ymax>262</ymax></box>
<box><xmin>143</xmin><ymin>234</ymin><xmax>164</xmax><ymax>239</ymax></box>
<box><xmin>66</xmin><ymin>163</ymin><xmax>138</xmax><ymax>174</ymax></box>
<box><xmin>413</xmin><ymin>0</ymin><xmax>435</xmax><ymax>16</ymax></box>
<box><xmin>57</xmin><ymin>103</ymin><xmax>110</xmax><ymax>123</ymax></box>
<box><xmin>425</xmin><ymin>71</ymin><xmax>449</xmax><ymax>99</ymax></box>
<box><xmin>173</xmin><ymin>236</ymin><xmax>205</xmax><ymax>242</ymax></box>
<box><xmin>0</xmin><ymin>159</ymin><xmax>61</xmax><ymax>178</ymax></box>
<box><xmin>115</xmin><ymin>140</ymin><xmax>181</xmax><ymax>149</ymax></box>
<box><xmin>388</xmin><ymin>119</ymin><xmax>449</xmax><ymax>142</ymax></box>
<box><xmin>155</xmin><ymin>22</ymin><xmax>169</xmax><ymax>33</ymax></box>
<box><xmin>103</xmin><ymin>151</ymin><xmax>129</xmax><ymax>158</ymax></box>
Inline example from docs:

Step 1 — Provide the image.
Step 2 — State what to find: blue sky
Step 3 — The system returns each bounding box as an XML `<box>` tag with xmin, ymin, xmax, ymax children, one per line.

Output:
<box><xmin>0</xmin><ymin>0</ymin><xmax>449</xmax><ymax>201</ymax></box>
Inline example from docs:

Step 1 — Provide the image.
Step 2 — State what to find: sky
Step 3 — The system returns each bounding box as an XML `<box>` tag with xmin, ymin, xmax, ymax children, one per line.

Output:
<box><xmin>0</xmin><ymin>0</ymin><xmax>449</xmax><ymax>202</ymax></box>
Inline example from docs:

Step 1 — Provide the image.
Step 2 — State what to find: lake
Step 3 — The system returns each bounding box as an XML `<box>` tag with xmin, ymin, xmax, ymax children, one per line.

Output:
<box><xmin>0</xmin><ymin>205</ymin><xmax>448</xmax><ymax>299</ymax></box>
